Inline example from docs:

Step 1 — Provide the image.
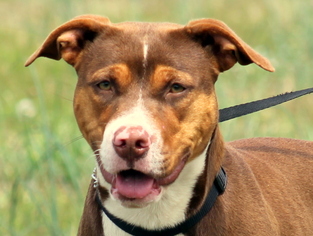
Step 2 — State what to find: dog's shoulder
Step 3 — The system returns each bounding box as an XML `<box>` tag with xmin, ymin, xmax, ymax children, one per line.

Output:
<box><xmin>224</xmin><ymin>137</ymin><xmax>313</xmax><ymax>176</ymax></box>
<box><xmin>220</xmin><ymin>137</ymin><xmax>313</xmax><ymax>234</ymax></box>
<box><xmin>226</xmin><ymin>137</ymin><xmax>313</xmax><ymax>160</ymax></box>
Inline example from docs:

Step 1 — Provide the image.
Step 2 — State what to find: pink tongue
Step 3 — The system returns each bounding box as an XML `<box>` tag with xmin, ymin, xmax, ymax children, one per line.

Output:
<box><xmin>116</xmin><ymin>171</ymin><xmax>155</xmax><ymax>199</ymax></box>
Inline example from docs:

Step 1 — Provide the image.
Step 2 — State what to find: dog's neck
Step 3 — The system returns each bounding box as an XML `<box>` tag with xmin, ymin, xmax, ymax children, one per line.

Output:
<box><xmin>100</xmin><ymin>127</ymin><xmax>224</xmax><ymax>236</ymax></box>
<box><xmin>186</xmin><ymin>127</ymin><xmax>225</xmax><ymax>218</ymax></box>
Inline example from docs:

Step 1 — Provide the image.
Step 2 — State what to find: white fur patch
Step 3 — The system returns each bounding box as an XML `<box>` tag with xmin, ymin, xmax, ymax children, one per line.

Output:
<box><xmin>98</xmin><ymin>96</ymin><xmax>163</xmax><ymax>189</ymax></box>
<box><xmin>101</xmin><ymin>144</ymin><xmax>209</xmax><ymax>236</ymax></box>
<box><xmin>143</xmin><ymin>39</ymin><xmax>148</xmax><ymax>66</ymax></box>
<box><xmin>143</xmin><ymin>42</ymin><xmax>148</xmax><ymax>62</ymax></box>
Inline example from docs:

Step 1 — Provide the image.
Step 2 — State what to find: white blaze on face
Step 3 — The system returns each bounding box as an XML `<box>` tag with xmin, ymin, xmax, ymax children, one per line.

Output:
<box><xmin>97</xmin><ymin>37</ymin><xmax>162</xmax><ymax>191</ymax></box>
<box><xmin>98</xmin><ymin>95</ymin><xmax>163</xmax><ymax>180</ymax></box>
<box><xmin>143</xmin><ymin>42</ymin><xmax>148</xmax><ymax>63</ymax></box>
<box><xmin>142</xmin><ymin>37</ymin><xmax>149</xmax><ymax>75</ymax></box>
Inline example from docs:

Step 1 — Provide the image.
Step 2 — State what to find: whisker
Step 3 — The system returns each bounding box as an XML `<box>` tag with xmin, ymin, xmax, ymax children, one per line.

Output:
<box><xmin>63</xmin><ymin>135</ymin><xmax>84</xmax><ymax>146</ymax></box>
<box><xmin>59</xmin><ymin>94</ymin><xmax>73</xmax><ymax>102</ymax></box>
<box><xmin>91</xmin><ymin>141</ymin><xmax>103</xmax><ymax>145</ymax></box>
<box><xmin>93</xmin><ymin>149</ymin><xmax>101</xmax><ymax>156</ymax></box>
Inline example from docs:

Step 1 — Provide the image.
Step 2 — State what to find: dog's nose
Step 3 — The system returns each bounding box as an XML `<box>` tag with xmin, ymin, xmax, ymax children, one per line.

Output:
<box><xmin>113</xmin><ymin>126</ymin><xmax>151</xmax><ymax>161</ymax></box>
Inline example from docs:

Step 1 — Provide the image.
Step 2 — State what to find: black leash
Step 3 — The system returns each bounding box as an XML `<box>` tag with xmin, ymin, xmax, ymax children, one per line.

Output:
<box><xmin>96</xmin><ymin>168</ymin><xmax>227</xmax><ymax>236</ymax></box>
<box><xmin>219</xmin><ymin>87</ymin><xmax>313</xmax><ymax>122</ymax></box>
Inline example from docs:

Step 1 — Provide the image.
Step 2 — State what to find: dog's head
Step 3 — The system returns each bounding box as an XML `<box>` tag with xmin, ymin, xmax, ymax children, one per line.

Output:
<box><xmin>26</xmin><ymin>15</ymin><xmax>273</xmax><ymax>208</ymax></box>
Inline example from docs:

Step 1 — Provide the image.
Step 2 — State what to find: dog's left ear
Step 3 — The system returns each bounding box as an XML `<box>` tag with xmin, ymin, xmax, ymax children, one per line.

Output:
<box><xmin>25</xmin><ymin>15</ymin><xmax>111</xmax><ymax>67</ymax></box>
<box><xmin>186</xmin><ymin>19</ymin><xmax>275</xmax><ymax>72</ymax></box>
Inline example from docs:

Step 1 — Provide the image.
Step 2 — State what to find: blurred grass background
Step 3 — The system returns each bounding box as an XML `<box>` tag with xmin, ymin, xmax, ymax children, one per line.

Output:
<box><xmin>1</xmin><ymin>0</ymin><xmax>313</xmax><ymax>235</ymax></box>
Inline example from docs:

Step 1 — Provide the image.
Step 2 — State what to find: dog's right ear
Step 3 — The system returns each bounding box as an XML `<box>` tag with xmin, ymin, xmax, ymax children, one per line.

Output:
<box><xmin>25</xmin><ymin>15</ymin><xmax>111</xmax><ymax>67</ymax></box>
<box><xmin>185</xmin><ymin>19</ymin><xmax>275</xmax><ymax>73</ymax></box>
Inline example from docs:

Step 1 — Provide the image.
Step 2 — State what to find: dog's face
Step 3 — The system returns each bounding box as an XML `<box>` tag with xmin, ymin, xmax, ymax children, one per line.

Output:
<box><xmin>26</xmin><ymin>15</ymin><xmax>274</xmax><ymax>208</ymax></box>
<box><xmin>73</xmin><ymin>22</ymin><xmax>219</xmax><ymax>207</ymax></box>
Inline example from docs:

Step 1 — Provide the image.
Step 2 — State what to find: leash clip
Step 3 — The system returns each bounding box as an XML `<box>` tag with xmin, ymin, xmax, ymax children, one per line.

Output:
<box><xmin>91</xmin><ymin>167</ymin><xmax>99</xmax><ymax>188</ymax></box>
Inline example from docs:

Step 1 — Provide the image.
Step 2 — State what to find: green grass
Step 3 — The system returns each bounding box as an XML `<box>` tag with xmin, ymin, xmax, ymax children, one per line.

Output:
<box><xmin>1</xmin><ymin>0</ymin><xmax>313</xmax><ymax>235</ymax></box>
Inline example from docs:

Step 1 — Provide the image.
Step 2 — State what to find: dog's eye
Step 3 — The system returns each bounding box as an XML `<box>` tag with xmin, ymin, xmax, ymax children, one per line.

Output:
<box><xmin>98</xmin><ymin>81</ymin><xmax>112</xmax><ymax>90</ymax></box>
<box><xmin>170</xmin><ymin>83</ymin><xmax>185</xmax><ymax>93</ymax></box>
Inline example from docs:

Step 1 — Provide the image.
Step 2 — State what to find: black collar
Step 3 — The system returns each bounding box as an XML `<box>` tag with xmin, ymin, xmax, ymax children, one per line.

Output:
<box><xmin>96</xmin><ymin>167</ymin><xmax>227</xmax><ymax>236</ymax></box>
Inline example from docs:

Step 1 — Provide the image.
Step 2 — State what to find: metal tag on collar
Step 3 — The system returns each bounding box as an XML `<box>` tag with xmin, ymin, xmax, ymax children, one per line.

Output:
<box><xmin>91</xmin><ymin>167</ymin><xmax>99</xmax><ymax>188</ymax></box>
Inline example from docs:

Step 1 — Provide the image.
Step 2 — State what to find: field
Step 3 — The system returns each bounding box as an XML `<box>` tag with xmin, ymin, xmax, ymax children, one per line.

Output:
<box><xmin>1</xmin><ymin>0</ymin><xmax>313</xmax><ymax>235</ymax></box>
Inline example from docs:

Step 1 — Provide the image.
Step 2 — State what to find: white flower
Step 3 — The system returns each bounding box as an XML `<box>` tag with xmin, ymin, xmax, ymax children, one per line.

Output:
<box><xmin>15</xmin><ymin>98</ymin><xmax>37</xmax><ymax>118</ymax></box>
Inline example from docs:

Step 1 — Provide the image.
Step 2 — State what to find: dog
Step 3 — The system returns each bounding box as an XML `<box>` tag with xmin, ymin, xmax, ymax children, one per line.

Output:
<box><xmin>25</xmin><ymin>15</ymin><xmax>313</xmax><ymax>236</ymax></box>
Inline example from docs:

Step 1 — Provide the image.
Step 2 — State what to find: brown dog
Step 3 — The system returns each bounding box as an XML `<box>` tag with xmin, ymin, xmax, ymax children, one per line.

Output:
<box><xmin>26</xmin><ymin>15</ymin><xmax>313</xmax><ymax>236</ymax></box>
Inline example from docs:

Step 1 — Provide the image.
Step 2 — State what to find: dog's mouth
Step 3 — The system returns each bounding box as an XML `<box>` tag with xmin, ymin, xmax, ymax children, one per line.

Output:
<box><xmin>100</xmin><ymin>158</ymin><xmax>187</xmax><ymax>202</ymax></box>
<box><xmin>112</xmin><ymin>170</ymin><xmax>161</xmax><ymax>199</ymax></box>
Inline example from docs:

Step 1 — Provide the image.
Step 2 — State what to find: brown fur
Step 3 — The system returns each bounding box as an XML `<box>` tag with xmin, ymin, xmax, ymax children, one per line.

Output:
<box><xmin>26</xmin><ymin>15</ymin><xmax>313</xmax><ymax>235</ymax></box>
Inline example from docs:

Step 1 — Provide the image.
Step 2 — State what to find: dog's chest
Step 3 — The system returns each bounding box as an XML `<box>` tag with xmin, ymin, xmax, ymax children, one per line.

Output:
<box><xmin>101</xmin><ymin>182</ymin><xmax>190</xmax><ymax>236</ymax></box>
<box><xmin>100</xmin><ymin>150</ymin><xmax>207</xmax><ymax>236</ymax></box>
